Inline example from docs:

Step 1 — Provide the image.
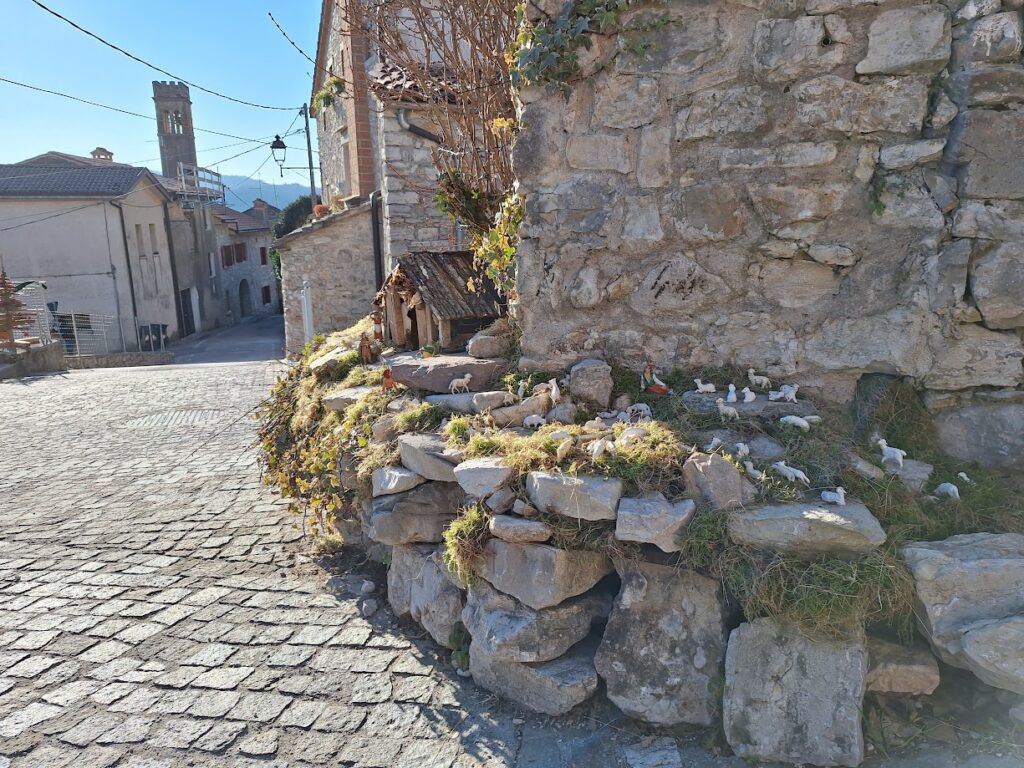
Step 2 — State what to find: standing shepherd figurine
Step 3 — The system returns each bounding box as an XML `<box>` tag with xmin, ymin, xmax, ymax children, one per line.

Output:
<box><xmin>381</xmin><ymin>368</ymin><xmax>397</xmax><ymax>393</ymax></box>
<box><xmin>359</xmin><ymin>333</ymin><xmax>376</xmax><ymax>365</ymax></box>
<box><xmin>641</xmin><ymin>364</ymin><xmax>671</xmax><ymax>395</ymax></box>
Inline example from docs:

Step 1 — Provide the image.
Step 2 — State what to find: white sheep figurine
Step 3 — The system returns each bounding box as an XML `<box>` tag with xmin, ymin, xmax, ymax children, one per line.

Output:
<box><xmin>626</xmin><ymin>403</ymin><xmax>652</xmax><ymax>421</ymax></box>
<box><xmin>734</xmin><ymin>442</ymin><xmax>750</xmax><ymax>459</ymax></box>
<box><xmin>934</xmin><ymin>482</ymin><xmax>961</xmax><ymax>500</ymax></box>
<box><xmin>694</xmin><ymin>379</ymin><xmax>716</xmax><ymax>394</ymax></box>
<box><xmin>772</xmin><ymin>461</ymin><xmax>811</xmax><ymax>485</ymax></box>
<box><xmin>587</xmin><ymin>438</ymin><xmax>617</xmax><ymax>462</ymax></box>
<box><xmin>741</xmin><ymin>387</ymin><xmax>757</xmax><ymax>403</ymax></box>
<box><xmin>583</xmin><ymin>418</ymin><xmax>608</xmax><ymax>431</ymax></box>
<box><xmin>549</xmin><ymin>429</ymin><xmax>572</xmax><ymax>441</ymax></box>
<box><xmin>748</xmin><ymin>368</ymin><xmax>772</xmax><ymax>389</ymax></box>
<box><xmin>716</xmin><ymin>398</ymin><xmax>740</xmax><ymax>421</ymax></box>
<box><xmin>703</xmin><ymin>436</ymin><xmax>723</xmax><ymax>453</ymax></box>
<box><xmin>523</xmin><ymin>414</ymin><xmax>547</xmax><ymax>430</ymax></box>
<box><xmin>957</xmin><ymin>471</ymin><xmax>976</xmax><ymax>486</ymax></box>
<box><xmin>877</xmin><ymin>439</ymin><xmax>907</xmax><ymax>469</ymax></box>
<box><xmin>779</xmin><ymin>415</ymin><xmax>811</xmax><ymax>432</ymax></box>
<box><xmin>743</xmin><ymin>460</ymin><xmax>765</xmax><ymax>480</ymax></box>
<box><xmin>821</xmin><ymin>487</ymin><xmax>847</xmax><ymax>506</ymax></box>
<box><xmin>449</xmin><ymin>373</ymin><xmax>473</xmax><ymax>394</ymax></box>
<box><xmin>617</xmin><ymin>427</ymin><xmax>648</xmax><ymax>449</ymax></box>
<box><xmin>556</xmin><ymin>437</ymin><xmax>574</xmax><ymax>462</ymax></box>
<box><xmin>517</xmin><ymin>380</ymin><xmax>526</xmax><ymax>400</ymax></box>
<box><xmin>780</xmin><ymin>384</ymin><xmax>799</xmax><ymax>403</ymax></box>
<box><xmin>549</xmin><ymin>378</ymin><xmax>562</xmax><ymax>406</ymax></box>
<box><xmin>726</xmin><ymin>384</ymin><xmax>738</xmax><ymax>403</ymax></box>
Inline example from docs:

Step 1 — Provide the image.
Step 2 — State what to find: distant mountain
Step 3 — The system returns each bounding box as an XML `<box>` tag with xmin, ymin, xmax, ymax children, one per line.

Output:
<box><xmin>219</xmin><ymin>175</ymin><xmax>318</xmax><ymax>213</ymax></box>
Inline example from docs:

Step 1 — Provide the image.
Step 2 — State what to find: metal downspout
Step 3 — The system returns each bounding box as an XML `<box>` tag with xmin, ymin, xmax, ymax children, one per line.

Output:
<box><xmin>370</xmin><ymin>191</ymin><xmax>384</xmax><ymax>290</ymax></box>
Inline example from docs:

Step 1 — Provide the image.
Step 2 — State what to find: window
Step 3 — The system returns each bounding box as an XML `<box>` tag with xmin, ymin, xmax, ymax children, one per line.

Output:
<box><xmin>221</xmin><ymin>244</ymin><xmax>234</xmax><ymax>268</ymax></box>
<box><xmin>134</xmin><ymin>224</ymin><xmax>145</xmax><ymax>258</ymax></box>
<box><xmin>261</xmin><ymin>286</ymin><xmax>272</xmax><ymax>305</ymax></box>
<box><xmin>234</xmin><ymin>242</ymin><xmax>247</xmax><ymax>263</ymax></box>
<box><xmin>260</xmin><ymin>246</ymin><xmax>268</xmax><ymax>265</ymax></box>
<box><xmin>148</xmin><ymin>223</ymin><xmax>158</xmax><ymax>255</ymax></box>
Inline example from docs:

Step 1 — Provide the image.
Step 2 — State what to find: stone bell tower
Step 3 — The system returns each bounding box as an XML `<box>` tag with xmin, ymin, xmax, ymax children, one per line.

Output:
<box><xmin>152</xmin><ymin>81</ymin><xmax>198</xmax><ymax>179</ymax></box>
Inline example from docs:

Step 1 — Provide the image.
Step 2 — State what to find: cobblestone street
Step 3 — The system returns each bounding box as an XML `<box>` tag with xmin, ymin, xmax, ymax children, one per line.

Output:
<box><xmin>0</xmin><ymin>360</ymin><xmax>1012</xmax><ymax>768</ymax></box>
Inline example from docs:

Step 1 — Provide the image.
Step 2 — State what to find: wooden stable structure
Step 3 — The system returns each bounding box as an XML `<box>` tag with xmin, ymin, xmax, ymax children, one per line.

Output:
<box><xmin>375</xmin><ymin>251</ymin><xmax>503</xmax><ymax>351</ymax></box>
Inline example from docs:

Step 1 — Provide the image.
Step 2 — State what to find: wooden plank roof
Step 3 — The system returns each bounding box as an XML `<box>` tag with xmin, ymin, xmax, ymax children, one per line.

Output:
<box><xmin>378</xmin><ymin>251</ymin><xmax>503</xmax><ymax>320</ymax></box>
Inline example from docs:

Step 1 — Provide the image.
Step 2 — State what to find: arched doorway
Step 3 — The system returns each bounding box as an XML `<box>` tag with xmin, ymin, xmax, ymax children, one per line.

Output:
<box><xmin>239</xmin><ymin>279</ymin><xmax>253</xmax><ymax>318</ymax></box>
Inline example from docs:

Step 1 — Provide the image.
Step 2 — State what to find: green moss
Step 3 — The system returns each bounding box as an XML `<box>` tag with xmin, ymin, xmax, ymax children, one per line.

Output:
<box><xmin>611</xmin><ymin>364</ymin><xmax>642</xmax><ymax>402</ymax></box>
<box><xmin>393</xmin><ymin>403</ymin><xmax>444</xmax><ymax>435</ymax></box>
<box><xmin>443</xmin><ymin>416</ymin><xmax>473</xmax><ymax>445</ymax></box>
<box><xmin>443</xmin><ymin>504</ymin><xmax>492</xmax><ymax>583</ymax></box>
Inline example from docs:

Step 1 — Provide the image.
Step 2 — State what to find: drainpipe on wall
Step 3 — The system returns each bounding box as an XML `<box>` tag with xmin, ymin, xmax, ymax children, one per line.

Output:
<box><xmin>162</xmin><ymin>202</ymin><xmax>183</xmax><ymax>339</ymax></box>
<box><xmin>397</xmin><ymin>108</ymin><xmax>441</xmax><ymax>144</ymax></box>
<box><xmin>110</xmin><ymin>200</ymin><xmax>140</xmax><ymax>348</ymax></box>
<box><xmin>370</xmin><ymin>190</ymin><xmax>385</xmax><ymax>290</ymax></box>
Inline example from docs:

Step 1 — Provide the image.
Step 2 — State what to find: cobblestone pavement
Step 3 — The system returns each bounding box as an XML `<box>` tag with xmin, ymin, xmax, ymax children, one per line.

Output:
<box><xmin>0</xmin><ymin>363</ymin><xmax>1015</xmax><ymax>768</ymax></box>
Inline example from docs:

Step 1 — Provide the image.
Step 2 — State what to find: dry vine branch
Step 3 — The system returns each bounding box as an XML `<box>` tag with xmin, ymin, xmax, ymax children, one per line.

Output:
<box><xmin>337</xmin><ymin>0</ymin><xmax>520</xmax><ymax>231</ymax></box>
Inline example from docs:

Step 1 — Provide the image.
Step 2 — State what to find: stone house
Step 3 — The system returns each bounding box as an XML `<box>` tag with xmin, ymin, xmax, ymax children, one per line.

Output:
<box><xmin>207</xmin><ymin>204</ymin><xmax>279</xmax><ymax>323</ymax></box>
<box><xmin>274</xmin><ymin>0</ymin><xmax>460</xmax><ymax>354</ymax></box>
<box><xmin>513</xmin><ymin>0</ymin><xmax>1024</xmax><ymax>469</ymax></box>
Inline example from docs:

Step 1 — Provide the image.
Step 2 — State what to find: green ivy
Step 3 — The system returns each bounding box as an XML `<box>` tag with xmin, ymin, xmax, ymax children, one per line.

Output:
<box><xmin>469</xmin><ymin>193</ymin><xmax>522</xmax><ymax>300</ymax></box>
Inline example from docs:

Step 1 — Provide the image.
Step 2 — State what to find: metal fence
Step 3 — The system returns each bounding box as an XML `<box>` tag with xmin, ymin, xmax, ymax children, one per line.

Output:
<box><xmin>13</xmin><ymin>284</ymin><xmax>52</xmax><ymax>344</ymax></box>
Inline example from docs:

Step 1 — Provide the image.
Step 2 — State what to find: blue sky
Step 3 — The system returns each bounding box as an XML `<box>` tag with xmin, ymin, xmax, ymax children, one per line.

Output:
<box><xmin>0</xmin><ymin>0</ymin><xmax>321</xmax><ymax>186</ymax></box>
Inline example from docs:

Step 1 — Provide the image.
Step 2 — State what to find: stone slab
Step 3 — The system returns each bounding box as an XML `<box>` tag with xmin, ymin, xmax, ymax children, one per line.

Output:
<box><xmin>388</xmin><ymin>353</ymin><xmax>504</xmax><ymax>394</ymax></box>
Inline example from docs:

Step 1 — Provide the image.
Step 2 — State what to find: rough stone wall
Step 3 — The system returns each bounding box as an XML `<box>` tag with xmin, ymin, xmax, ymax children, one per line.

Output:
<box><xmin>211</xmin><ymin>227</ymin><xmax>279</xmax><ymax>324</ymax></box>
<box><xmin>514</xmin><ymin>0</ymin><xmax>1024</xmax><ymax>464</ymax></box>
<box><xmin>276</xmin><ymin>205</ymin><xmax>375</xmax><ymax>354</ymax></box>
<box><xmin>377</xmin><ymin>103</ymin><xmax>460</xmax><ymax>271</ymax></box>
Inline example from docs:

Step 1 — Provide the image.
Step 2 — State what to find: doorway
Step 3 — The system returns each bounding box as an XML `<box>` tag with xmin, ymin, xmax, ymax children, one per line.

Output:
<box><xmin>179</xmin><ymin>288</ymin><xmax>196</xmax><ymax>336</ymax></box>
<box><xmin>239</xmin><ymin>279</ymin><xmax>252</xmax><ymax>318</ymax></box>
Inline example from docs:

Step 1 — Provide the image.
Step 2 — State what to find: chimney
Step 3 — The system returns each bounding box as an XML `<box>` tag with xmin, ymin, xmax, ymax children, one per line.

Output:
<box><xmin>90</xmin><ymin>147</ymin><xmax>114</xmax><ymax>162</ymax></box>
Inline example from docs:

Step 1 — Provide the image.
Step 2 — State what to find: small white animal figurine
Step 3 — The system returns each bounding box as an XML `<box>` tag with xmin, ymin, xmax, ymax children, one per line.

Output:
<box><xmin>803</xmin><ymin>415</ymin><xmax>822</xmax><ymax>424</ymax></box>
<box><xmin>748</xmin><ymin>368</ymin><xmax>772</xmax><ymax>389</ymax></box>
<box><xmin>549</xmin><ymin>430</ymin><xmax>572</xmax><ymax>441</ymax></box>
<box><xmin>821</xmin><ymin>487</ymin><xmax>847</xmax><ymax>506</ymax></box>
<box><xmin>694</xmin><ymin>379</ymin><xmax>717</xmax><ymax>394</ymax></box>
<box><xmin>583</xmin><ymin>418</ymin><xmax>607</xmax><ymax>431</ymax></box>
<box><xmin>957</xmin><ymin>471</ymin><xmax>976</xmax><ymax>486</ymax></box>
<box><xmin>587</xmin><ymin>438</ymin><xmax>617</xmax><ymax>462</ymax></box>
<box><xmin>626</xmin><ymin>403</ymin><xmax>652</xmax><ymax>421</ymax></box>
<box><xmin>743</xmin><ymin>461</ymin><xmax>764</xmax><ymax>480</ymax></box>
<box><xmin>727</xmin><ymin>383</ymin><xmax>738</xmax><ymax>403</ymax></box>
<box><xmin>449</xmin><ymin>373</ymin><xmax>473</xmax><ymax>394</ymax></box>
<box><xmin>768</xmin><ymin>390</ymin><xmax>785</xmax><ymax>402</ymax></box>
<box><xmin>549</xmin><ymin>378</ymin><xmax>562</xmax><ymax>406</ymax></box>
<box><xmin>617</xmin><ymin>426</ymin><xmax>648</xmax><ymax>449</ymax></box>
<box><xmin>703</xmin><ymin>436</ymin><xmax>724</xmax><ymax>452</ymax></box>
<box><xmin>523</xmin><ymin>414</ymin><xmax>547</xmax><ymax>430</ymax></box>
<box><xmin>734</xmin><ymin>442</ymin><xmax>750</xmax><ymax>459</ymax></box>
<box><xmin>716</xmin><ymin>398</ymin><xmax>740</xmax><ymax>421</ymax></box>
<box><xmin>559</xmin><ymin>376</ymin><xmax>570</xmax><ymax>389</ymax></box>
<box><xmin>741</xmin><ymin>387</ymin><xmax>757</xmax><ymax>403</ymax></box>
<box><xmin>517</xmin><ymin>380</ymin><xmax>526</xmax><ymax>400</ymax></box>
<box><xmin>779</xmin><ymin>415</ymin><xmax>810</xmax><ymax>432</ymax></box>
<box><xmin>556</xmin><ymin>437</ymin><xmax>574</xmax><ymax>462</ymax></box>
<box><xmin>780</xmin><ymin>384</ymin><xmax>799</xmax><ymax>403</ymax></box>
<box><xmin>876</xmin><ymin>439</ymin><xmax>906</xmax><ymax>469</ymax></box>
<box><xmin>772</xmin><ymin>461</ymin><xmax>811</xmax><ymax>485</ymax></box>
<box><xmin>934</xmin><ymin>482</ymin><xmax>961</xmax><ymax>500</ymax></box>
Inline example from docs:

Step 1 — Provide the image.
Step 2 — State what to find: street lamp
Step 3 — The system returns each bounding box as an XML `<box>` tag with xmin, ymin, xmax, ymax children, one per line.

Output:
<box><xmin>270</xmin><ymin>135</ymin><xmax>287</xmax><ymax>177</ymax></box>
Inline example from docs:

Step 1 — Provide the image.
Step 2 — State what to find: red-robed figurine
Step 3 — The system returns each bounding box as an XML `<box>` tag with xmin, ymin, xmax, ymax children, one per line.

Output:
<box><xmin>641</xmin><ymin>364</ymin><xmax>670</xmax><ymax>395</ymax></box>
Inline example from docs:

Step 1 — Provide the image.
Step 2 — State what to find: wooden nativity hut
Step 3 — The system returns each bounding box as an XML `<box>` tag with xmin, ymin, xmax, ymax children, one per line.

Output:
<box><xmin>375</xmin><ymin>251</ymin><xmax>504</xmax><ymax>352</ymax></box>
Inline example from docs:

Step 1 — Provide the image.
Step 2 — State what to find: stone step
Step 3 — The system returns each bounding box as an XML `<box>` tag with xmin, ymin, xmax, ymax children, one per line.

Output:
<box><xmin>323</xmin><ymin>385</ymin><xmax>376</xmax><ymax>412</ymax></box>
<box><xmin>387</xmin><ymin>352</ymin><xmax>504</xmax><ymax>394</ymax></box>
<box><xmin>727</xmin><ymin>500</ymin><xmax>887</xmax><ymax>557</ymax></box>
<box><xmin>681</xmin><ymin>391</ymin><xmax>818</xmax><ymax>420</ymax></box>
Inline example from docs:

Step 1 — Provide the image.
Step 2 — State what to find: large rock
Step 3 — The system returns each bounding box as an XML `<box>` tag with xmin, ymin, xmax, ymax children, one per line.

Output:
<box><xmin>489</xmin><ymin>393</ymin><xmax>552</xmax><ymax>428</ymax></box>
<box><xmin>615</xmin><ymin>495</ymin><xmax>695</xmax><ymax>553</ymax></box>
<box><xmin>388</xmin><ymin>353</ymin><xmax>504</xmax><ymax>394</ymax></box>
<box><xmin>934</xmin><ymin>400</ymin><xmax>1024</xmax><ymax>469</ymax></box>
<box><xmin>569</xmin><ymin>358</ymin><xmax>613</xmax><ymax>408</ymax></box>
<box><xmin>794</xmin><ymin>75</ymin><xmax>929</xmax><ymax>134</ymax></box>
<box><xmin>682</xmin><ymin>453</ymin><xmax>757</xmax><ymax>512</ymax></box>
<box><xmin>469</xmin><ymin>637</ymin><xmax>599</xmax><ymax>716</ymax></box>
<box><xmin>676</xmin><ymin>86</ymin><xmax>767</xmax><ymax>140</ymax></box>
<box><xmin>488</xmin><ymin>515</ymin><xmax>552</xmax><ymax>543</ymax></box>
<box><xmin>723</xmin><ymin>619</ymin><xmax>867</xmax><ymax>768</ymax></box>
<box><xmin>748</xmin><ymin>183</ymin><xmax>849</xmax><ymax>237</ymax></box>
<box><xmin>453</xmin><ymin>458</ymin><xmax>513</xmax><ymax>499</ymax></box>
<box><xmin>856</xmin><ymin>5</ymin><xmax>951</xmax><ymax>75</ymax></box>
<box><xmin>971</xmin><ymin>242</ymin><xmax>1024</xmax><ymax>329</ymax></box>
<box><xmin>880</xmin><ymin>139</ymin><xmax>946</xmax><ymax>170</ymax></box>
<box><xmin>595</xmin><ymin>562</ymin><xmax>726</xmax><ymax>726</ymax></box>
<box><xmin>866</xmin><ymin>638</ymin><xmax>941</xmax><ymax>695</ymax></box>
<box><xmin>753</xmin><ymin>16</ymin><xmax>848</xmax><ymax>84</ymax></box>
<box><xmin>891</xmin><ymin>458</ymin><xmax>934</xmax><ymax>493</ymax></box>
<box><xmin>526</xmin><ymin>471</ymin><xmax>622</xmax><ymax>522</ymax></box>
<box><xmin>322</xmin><ymin>385</ymin><xmax>375</xmax><ymax>412</ymax></box>
<box><xmin>960</xmin><ymin>615</ymin><xmax>1024</xmax><ymax>694</ymax></box>
<box><xmin>467</xmin><ymin>332</ymin><xmax>513</xmax><ymax>360</ymax></box>
<box><xmin>956</xmin><ymin>109</ymin><xmax>1024</xmax><ymax>200</ymax></box>
<box><xmin>397</xmin><ymin>433</ymin><xmax>463</xmax><ymax>482</ymax></box>
<box><xmin>425</xmin><ymin>391</ymin><xmax>511</xmax><ymax>414</ymax></box>
<box><xmin>476</xmin><ymin>539</ymin><xmax>613</xmax><ymax>610</ymax></box>
<box><xmin>728</xmin><ymin>501</ymin><xmax>886</xmax><ymax>557</ymax></box>
<box><xmin>365</xmin><ymin>482</ymin><xmax>464</xmax><ymax>545</ymax></box>
<box><xmin>462</xmin><ymin>579</ymin><xmax>609</xmax><ymax>663</ymax></box>
<box><xmin>947</xmin><ymin>64</ymin><xmax>1024</xmax><ymax>108</ymax></box>
<box><xmin>388</xmin><ymin>545</ymin><xmax>435</xmax><ymax>619</ymax></box>
<box><xmin>957</xmin><ymin>12</ymin><xmax>1024</xmax><ymax>64</ymax></box>
<box><xmin>308</xmin><ymin>345</ymin><xmax>357</xmax><ymax>378</ymax></box>
<box><xmin>902</xmin><ymin>534</ymin><xmax>1024</xmax><ymax>671</ymax></box>
<box><xmin>409</xmin><ymin>550</ymin><xmax>465</xmax><ymax>649</ymax></box>
<box><xmin>372</xmin><ymin>466</ymin><xmax>426</xmax><ymax>497</ymax></box>
<box><xmin>925</xmin><ymin>324</ymin><xmax>1024</xmax><ymax>390</ymax></box>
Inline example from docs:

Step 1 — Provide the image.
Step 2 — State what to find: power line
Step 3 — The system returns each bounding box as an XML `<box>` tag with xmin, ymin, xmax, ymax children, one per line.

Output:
<box><xmin>29</xmin><ymin>0</ymin><xmax>299</xmax><ymax>112</ymax></box>
<box><xmin>0</xmin><ymin>76</ymin><xmax>271</xmax><ymax>142</ymax></box>
<box><xmin>267</xmin><ymin>12</ymin><xmax>318</xmax><ymax>70</ymax></box>
<box><xmin>0</xmin><ymin>202</ymin><xmax>101</xmax><ymax>233</ymax></box>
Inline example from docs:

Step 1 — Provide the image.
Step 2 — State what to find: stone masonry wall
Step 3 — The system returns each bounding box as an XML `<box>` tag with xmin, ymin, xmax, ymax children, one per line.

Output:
<box><xmin>514</xmin><ymin>0</ymin><xmax>1024</xmax><ymax>466</ymax></box>
<box><xmin>276</xmin><ymin>205</ymin><xmax>375</xmax><ymax>354</ymax></box>
<box><xmin>377</xmin><ymin>103</ymin><xmax>460</xmax><ymax>271</ymax></box>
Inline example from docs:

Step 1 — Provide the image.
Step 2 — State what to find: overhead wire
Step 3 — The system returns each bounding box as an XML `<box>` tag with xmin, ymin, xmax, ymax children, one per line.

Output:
<box><xmin>29</xmin><ymin>0</ymin><xmax>299</xmax><ymax>111</ymax></box>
